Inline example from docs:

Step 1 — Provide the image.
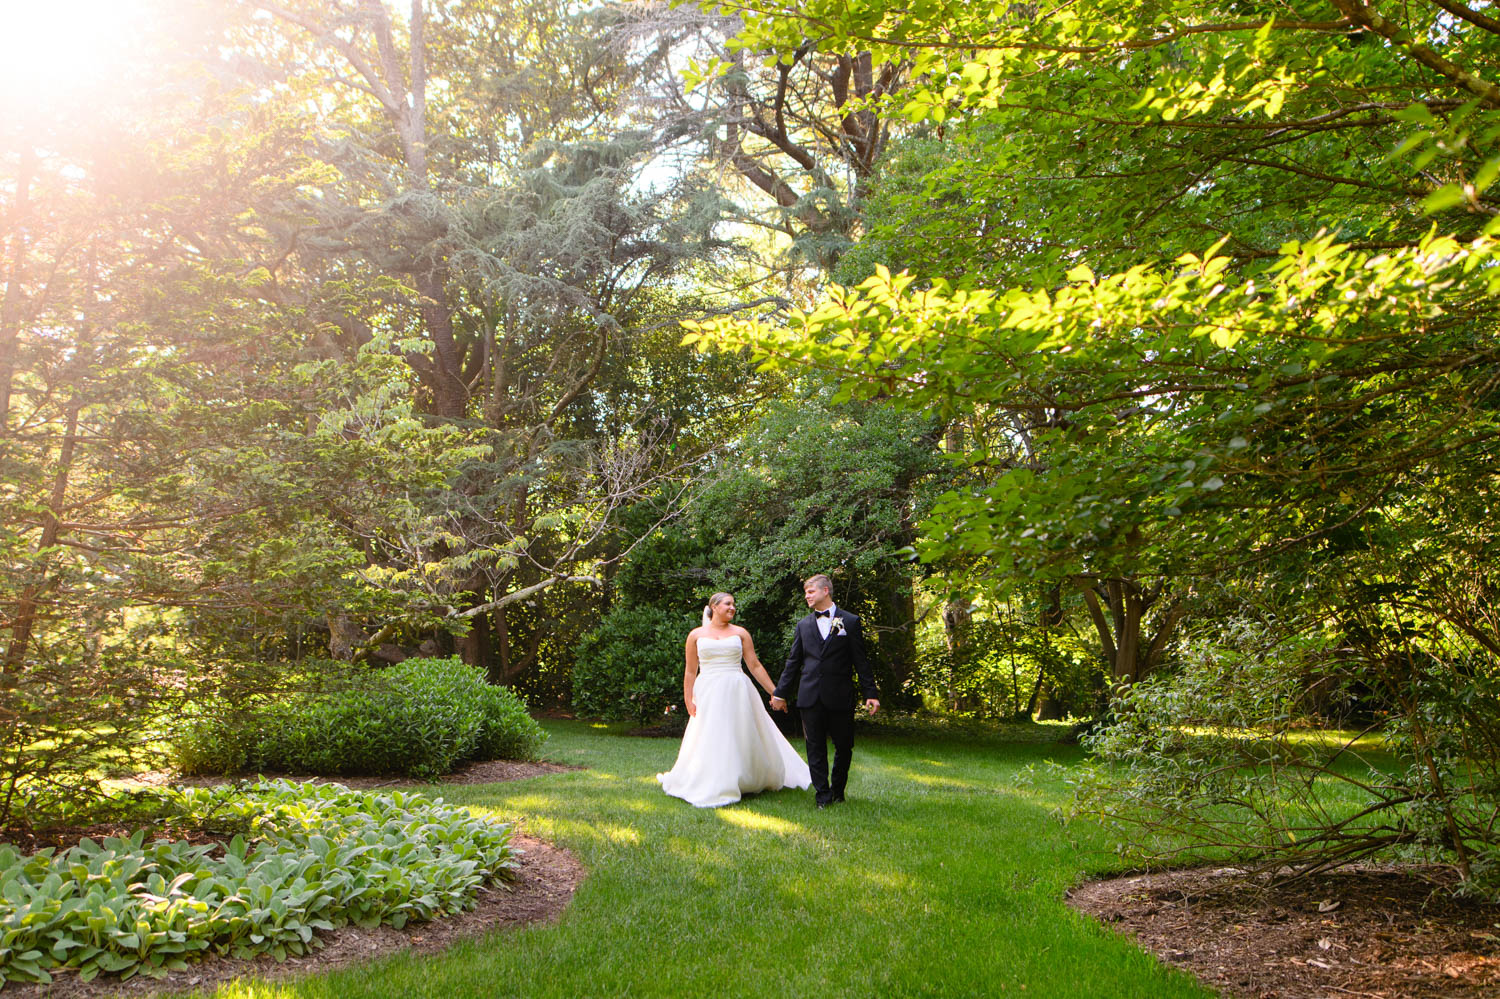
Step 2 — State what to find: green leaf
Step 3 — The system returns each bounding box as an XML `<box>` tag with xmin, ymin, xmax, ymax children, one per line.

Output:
<box><xmin>1422</xmin><ymin>183</ymin><xmax>1467</xmax><ymax>214</ymax></box>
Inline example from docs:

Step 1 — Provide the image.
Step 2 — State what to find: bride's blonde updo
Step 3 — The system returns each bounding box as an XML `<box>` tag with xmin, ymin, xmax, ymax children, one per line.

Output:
<box><xmin>701</xmin><ymin>592</ymin><xmax>733</xmax><ymax>628</ymax></box>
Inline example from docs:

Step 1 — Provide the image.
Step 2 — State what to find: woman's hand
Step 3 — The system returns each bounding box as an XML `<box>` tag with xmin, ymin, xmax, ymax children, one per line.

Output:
<box><xmin>687</xmin><ymin>698</ymin><xmax>697</xmax><ymax>717</ymax></box>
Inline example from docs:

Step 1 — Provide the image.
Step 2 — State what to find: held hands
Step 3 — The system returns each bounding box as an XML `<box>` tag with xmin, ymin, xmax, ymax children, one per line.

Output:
<box><xmin>764</xmin><ymin>695</ymin><xmax>873</xmax><ymax>714</ymax></box>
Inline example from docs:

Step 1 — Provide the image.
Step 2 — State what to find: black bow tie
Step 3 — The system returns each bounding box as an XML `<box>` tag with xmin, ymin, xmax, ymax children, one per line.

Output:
<box><xmin>815</xmin><ymin>609</ymin><xmax>832</xmax><ymax>618</ymax></box>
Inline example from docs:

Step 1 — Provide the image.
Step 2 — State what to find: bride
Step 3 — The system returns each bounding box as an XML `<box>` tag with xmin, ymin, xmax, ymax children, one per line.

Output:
<box><xmin>657</xmin><ymin>592</ymin><xmax>812</xmax><ymax>807</ymax></box>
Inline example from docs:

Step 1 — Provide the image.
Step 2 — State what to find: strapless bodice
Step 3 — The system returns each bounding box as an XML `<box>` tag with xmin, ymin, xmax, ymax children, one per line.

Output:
<box><xmin>659</xmin><ymin>632</ymin><xmax>811</xmax><ymax>807</ymax></box>
<box><xmin>696</xmin><ymin>634</ymin><xmax>743</xmax><ymax>674</ymax></box>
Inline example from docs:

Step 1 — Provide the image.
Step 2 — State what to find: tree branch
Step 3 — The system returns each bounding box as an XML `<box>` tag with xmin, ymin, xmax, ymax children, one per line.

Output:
<box><xmin>1329</xmin><ymin>0</ymin><xmax>1500</xmax><ymax>107</ymax></box>
<box><xmin>453</xmin><ymin>574</ymin><xmax>602</xmax><ymax>619</ymax></box>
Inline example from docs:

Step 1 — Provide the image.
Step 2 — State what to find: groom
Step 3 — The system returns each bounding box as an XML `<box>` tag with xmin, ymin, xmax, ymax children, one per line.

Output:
<box><xmin>770</xmin><ymin>574</ymin><xmax>880</xmax><ymax>808</ymax></box>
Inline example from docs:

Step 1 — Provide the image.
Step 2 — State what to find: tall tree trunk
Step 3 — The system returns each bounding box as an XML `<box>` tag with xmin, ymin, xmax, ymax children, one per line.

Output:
<box><xmin>454</xmin><ymin>620</ymin><xmax>487</xmax><ymax>669</ymax></box>
<box><xmin>5</xmin><ymin>400</ymin><xmax>79</xmax><ymax>670</ymax></box>
<box><xmin>1079</xmin><ymin>576</ymin><xmax>1185</xmax><ymax>696</ymax></box>
<box><xmin>872</xmin><ymin>571</ymin><xmax>917</xmax><ymax>703</ymax></box>
<box><xmin>415</xmin><ymin>269</ymin><xmax>467</xmax><ymax>419</ymax></box>
<box><xmin>1031</xmin><ymin>584</ymin><xmax>1067</xmax><ymax>719</ymax></box>
<box><xmin>1116</xmin><ymin>581</ymin><xmax>1143</xmax><ymax>684</ymax></box>
<box><xmin>450</xmin><ymin>565</ymin><xmax>491</xmax><ymax>670</ymax></box>
<box><xmin>489</xmin><ymin>602</ymin><xmax>511</xmax><ymax>685</ymax></box>
<box><xmin>0</xmin><ymin>146</ymin><xmax>35</xmax><ymax>432</ymax></box>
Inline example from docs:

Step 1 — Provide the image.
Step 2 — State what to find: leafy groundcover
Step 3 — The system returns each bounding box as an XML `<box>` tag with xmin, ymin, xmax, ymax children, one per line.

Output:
<box><xmin>0</xmin><ymin>780</ymin><xmax>517</xmax><ymax>985</ymax></box>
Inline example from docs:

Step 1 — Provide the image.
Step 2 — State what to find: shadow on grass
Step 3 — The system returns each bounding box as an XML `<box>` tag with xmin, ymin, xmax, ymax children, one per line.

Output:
<box><xmin>193</xmin><ymin>719</ymin><xmax>1212</xmax><ymax>999</ymax></box>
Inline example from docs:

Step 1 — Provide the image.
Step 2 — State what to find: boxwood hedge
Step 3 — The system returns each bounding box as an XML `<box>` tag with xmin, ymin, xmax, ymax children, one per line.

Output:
<box><xmin>174</xmin><ymin>657</ymin><xmax>547</xmax><ymax>778</ymax></box>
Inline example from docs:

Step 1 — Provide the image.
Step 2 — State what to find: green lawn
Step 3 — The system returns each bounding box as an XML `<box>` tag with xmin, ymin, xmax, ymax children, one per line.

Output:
<box><xmin>203</xmin><ymin>720</ymin><xmax>1211</xmax><ymax>999</ymax></box>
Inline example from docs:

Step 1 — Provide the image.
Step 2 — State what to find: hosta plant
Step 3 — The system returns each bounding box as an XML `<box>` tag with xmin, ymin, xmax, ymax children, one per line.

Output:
<box><xmin>0</xmin><ymin>780</ymin><xmax>517</xmax><ymax>985</ymax></box>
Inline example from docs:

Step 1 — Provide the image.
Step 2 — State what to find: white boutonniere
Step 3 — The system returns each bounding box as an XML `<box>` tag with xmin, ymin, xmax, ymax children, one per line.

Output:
<box><xmin>829</xmin><ymin>617</ymin><xmax>847</xmax><ymax>637</ymax></box>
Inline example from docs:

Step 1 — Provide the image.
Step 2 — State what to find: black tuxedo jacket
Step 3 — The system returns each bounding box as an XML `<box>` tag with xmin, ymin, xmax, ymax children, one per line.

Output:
<box><xmin>774</xmin><ymin>608</ymin><xmax>878</xmax><ymax>710</ymax></box>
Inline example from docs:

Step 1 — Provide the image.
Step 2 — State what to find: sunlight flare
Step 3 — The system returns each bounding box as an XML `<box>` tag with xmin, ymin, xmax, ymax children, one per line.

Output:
<box><xmin>0</xmin><ymin>0</ymin><xmax>143</xmax><ymax>111</ymax></box>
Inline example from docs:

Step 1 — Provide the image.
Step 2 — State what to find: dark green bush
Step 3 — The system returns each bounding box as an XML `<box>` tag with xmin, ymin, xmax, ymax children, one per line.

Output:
<box><xmin>571</xmin><ymin>606</ymin><xmax>692</xmax><ymax>723</ymax></box>
<box><xmin>471</xmin><ymin>678</ymin><xmax>550</xmax><ymax>759</ymax></box>
<box><xmin>172</xmin><ymin>657</ymin><xmax>546</xmax><ymax>777</ymax></box>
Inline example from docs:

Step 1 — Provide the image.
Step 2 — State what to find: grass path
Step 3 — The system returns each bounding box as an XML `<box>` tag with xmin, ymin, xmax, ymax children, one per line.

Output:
<box><xmin>208</xmin><ymin>721</ymin><xmax>1211</xmax><ymax>999</ymax></box>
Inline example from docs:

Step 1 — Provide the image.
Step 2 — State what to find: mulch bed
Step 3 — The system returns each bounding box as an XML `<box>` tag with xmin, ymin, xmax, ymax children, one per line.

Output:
<box><xmin>3</xmin><ymin>832</ymin><xmax>583</xmax><ymax>999</ymax></box>
<box><xmin>5</xmin><ymin>823</ymin><xmax>228</xmax><ymax>856</ymax></box>
<box><xmin>1067</xmin><ymin>863</ymin><xmax>1500</xmax><ymax>998</ymax></box>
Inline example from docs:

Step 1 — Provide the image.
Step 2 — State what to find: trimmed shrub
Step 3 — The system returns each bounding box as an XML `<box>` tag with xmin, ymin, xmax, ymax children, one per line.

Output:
<box><xmin>571</xmin><ymin>606</ymin><xmax>692</xmax><ymax>723</ymax></box>
<box><xmin>172</xmin><ymin>657</ymin><xmax>546</xmax><ymax>778</ymax></box>
<box><xmin>472</xmin><ymin>678</ymin><xmax>550</xmax><ymax>760</ymax></box>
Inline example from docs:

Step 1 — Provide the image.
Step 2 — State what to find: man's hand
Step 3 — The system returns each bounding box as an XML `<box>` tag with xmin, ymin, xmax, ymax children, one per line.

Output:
<box><xmin>769</xmin><ymin>695</ymin><xmax>788</xmax><ymax>713</ymax></box>
<box><xmin>864</xmin><ymin>698</ymin><xmax>880</xmax><ymax>716</ymax></box>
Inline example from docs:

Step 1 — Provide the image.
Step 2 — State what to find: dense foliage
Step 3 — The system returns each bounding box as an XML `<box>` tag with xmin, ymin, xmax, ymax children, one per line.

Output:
<box><xmin>571</xmin><ymin>396</ymin><xmax>944</xmax><ymax>716</ymax></box>
<box><xmin>1074</xmin><ymin>619</ymin><xmax>1500</xmax><ymax>889</ymax></box>
<box><xmin>8</xmin><ymin>0</ymin><xmax>1500</xmax><ymax>900</ymax></box>
<box><xmin>174</xmin><ymin>658</ymin><xmax>546</xmax><ymax>779</ymax></box>
<box><xmin>0</xmin><ymin>0</ymin><xmax>748</xmax><ymax>810</ymax></box>
<box><xmin>911</xmin><ymin>613</ymin><xmax>1100</xmax><ymax>721</ymax></box>
<box><xmin>570</xmin><ymin>607</ymin><xmax>692</xmax><ymax>724</ymax></box>
<box><xmin>690</xmin><ymin>0</ymin><xmax>1500</xmax><ymax>885</ymax></box>
<box><xmin>0</xmin><ymin>781</ymin><xmax>515</xmax><ymax>985</ymax></box>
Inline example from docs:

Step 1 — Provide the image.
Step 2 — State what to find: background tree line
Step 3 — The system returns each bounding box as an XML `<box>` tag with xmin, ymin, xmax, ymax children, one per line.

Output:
<box><xmin>8</xmin><ymin>0</ymin><xmax>1498</xmax><ymax>893</ymax></box>
<box><xmin>0</xmin><ymin>0</ymin><xmax>953</xmax><ymax>820</ymax></box>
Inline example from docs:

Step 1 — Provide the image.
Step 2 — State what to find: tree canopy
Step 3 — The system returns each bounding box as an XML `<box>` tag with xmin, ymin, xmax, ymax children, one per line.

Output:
<box><xmin>4</xmin><ymin>0</ymin><xmax>1500</xmax><ymax>888</ymax></box>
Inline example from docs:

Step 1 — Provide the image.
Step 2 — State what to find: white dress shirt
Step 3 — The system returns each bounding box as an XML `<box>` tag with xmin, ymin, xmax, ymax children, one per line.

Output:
<box><xmin>816</xmin><ymin>603</ymin><xmax>837</xmax><ymax>640</ymax></box>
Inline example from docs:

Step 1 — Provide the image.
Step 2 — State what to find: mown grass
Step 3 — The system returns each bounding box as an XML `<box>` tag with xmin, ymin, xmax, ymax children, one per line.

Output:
<box><xmin>186</xmin><ymin>719</ymin><xmax>1211</xmax><ymax>999</ymax></box>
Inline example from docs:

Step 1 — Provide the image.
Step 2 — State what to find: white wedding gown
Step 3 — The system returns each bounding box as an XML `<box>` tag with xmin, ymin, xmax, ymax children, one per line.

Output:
<box><xmin>657</xmin><ymin>634</ymin><xmax>811</xmax><ymax>807</ymax></box>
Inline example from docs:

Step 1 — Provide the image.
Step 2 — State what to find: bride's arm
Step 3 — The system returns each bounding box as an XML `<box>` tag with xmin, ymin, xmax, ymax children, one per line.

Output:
<box><xmin>738</xmin><ymin>629</ymin><xmax>777</xmax><ymax>696</ymax></box>
<box><xmin>683</xmin><ymin>632</ymin><xmax>700</xmax><ymax>716</ymax></box>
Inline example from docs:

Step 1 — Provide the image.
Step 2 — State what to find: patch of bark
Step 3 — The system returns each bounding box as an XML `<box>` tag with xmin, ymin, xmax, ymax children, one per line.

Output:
<box><xmin>1068</xmin><ymin>863</ymin><xmax>1500</xmax><ymax>998</ymax></box>
<box><xmin>2</xmin><ymin>833</ymin><xmax>582</xmax><ymax>999</ymax></box>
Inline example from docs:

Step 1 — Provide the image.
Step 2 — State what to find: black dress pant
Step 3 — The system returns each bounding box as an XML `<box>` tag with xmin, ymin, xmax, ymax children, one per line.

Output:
<box><xmin>801</xmin><ymin>701</ymin><xmax>855</xmax><ymax>804</ymax></box>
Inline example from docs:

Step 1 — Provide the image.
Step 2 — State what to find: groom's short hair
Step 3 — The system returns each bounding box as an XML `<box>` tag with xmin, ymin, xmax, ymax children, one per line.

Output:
<box><xmin>804</xmin><ymin>573</ymin><xmax>833</xmax><ymax>594</ymax></box>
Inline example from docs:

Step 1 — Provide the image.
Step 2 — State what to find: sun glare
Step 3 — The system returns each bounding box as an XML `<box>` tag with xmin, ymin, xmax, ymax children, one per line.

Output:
<box><xmin>0</xmin><ymin>0</ymin><xmax>143</xmax><ymax>114</ymax></box>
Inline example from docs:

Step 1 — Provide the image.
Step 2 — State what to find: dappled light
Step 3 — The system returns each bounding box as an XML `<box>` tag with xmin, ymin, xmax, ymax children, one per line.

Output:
<box><xmin>356</xmin><ymin>720</ymin><xmax>1194</xmax><ymax>999</ymax></box>
<box><xmin>713</xmin><ymin>808</ymin><xmax>805</xmax><ymax>837</ymax></box>
<box><xmin>882</xmin><ymin>768</ymin><xmax>1006</xmax><ymax>794</ymax></box>
<box><xmin>5</xmin><ymin>0</ymin><xmax>1499</xmax><ymax>994</ymax></box>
